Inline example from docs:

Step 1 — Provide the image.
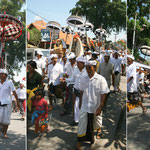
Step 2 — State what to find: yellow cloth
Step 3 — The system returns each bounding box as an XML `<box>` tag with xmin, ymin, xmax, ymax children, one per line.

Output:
<box><xmin>127</xmin><ymin>102</ymin><xmax>140</xmax><ymax>112</ymax></box>
<box><xmin>27</xmin><ymin>87</ymin><xmax>38</xmax><ymax>112</ymax></box>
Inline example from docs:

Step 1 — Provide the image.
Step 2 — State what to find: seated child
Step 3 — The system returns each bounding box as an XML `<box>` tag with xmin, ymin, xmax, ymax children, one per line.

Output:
<box><xmin>31</xmin><ymin>89</ymin><xmax>49</xmax><ymax>135</ymax></box>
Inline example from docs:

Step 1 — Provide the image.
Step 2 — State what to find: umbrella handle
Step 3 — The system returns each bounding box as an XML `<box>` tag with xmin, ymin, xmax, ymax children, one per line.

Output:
<box><xmin>50</xmin><ymin>27</ymin><xmax>54</xmax><ymax>49</ymax></box>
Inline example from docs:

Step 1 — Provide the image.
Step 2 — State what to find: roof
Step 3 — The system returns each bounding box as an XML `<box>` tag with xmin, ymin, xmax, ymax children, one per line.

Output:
<box><xmin>27</xmin><ymin>20</ymin><xmax>47</xmax><ymax>31</ymax></box>
<box><xmin>59</xmin><ymin>31</ymin><xmax>73</xmax><ymax>45</ymax></box>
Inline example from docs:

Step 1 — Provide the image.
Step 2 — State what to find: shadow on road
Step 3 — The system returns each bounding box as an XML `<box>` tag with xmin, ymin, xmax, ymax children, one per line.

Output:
<box><xmin>0</xmin><ymin>130</ymin><xmax>25</xmax><ymax>150</ymax></box>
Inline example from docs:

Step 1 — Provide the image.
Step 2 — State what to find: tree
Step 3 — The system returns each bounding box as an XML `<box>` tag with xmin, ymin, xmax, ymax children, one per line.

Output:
<box><xmin>70</xmin><ymin>0</ymin><xmax>126</xmax><ymax>33</ymax></box>
<box><xmin>27</xmin><ymin>28</ymin><xmax>41</xmax><ymax>47</ymax></box>
<box><xmin>0</xmin><ymin>0</ymin><xmax>25</xmax><ymax>77</ymax></box>
<box><xmin>127</xmin><ymin>0</ymin><xmax>150</xmax><ymax>59</ymax></box>
<box><xmin>127</xmin><ymin>0</ymin><xmax>150</xmax><ymax>20</ymax></box>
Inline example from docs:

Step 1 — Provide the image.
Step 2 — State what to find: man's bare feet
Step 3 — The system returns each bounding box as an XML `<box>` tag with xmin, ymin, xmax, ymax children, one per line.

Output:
<box><xmin>3</xmin><ymin>134</ymin><xmax>9</xmax><ymax>139</ymax></box>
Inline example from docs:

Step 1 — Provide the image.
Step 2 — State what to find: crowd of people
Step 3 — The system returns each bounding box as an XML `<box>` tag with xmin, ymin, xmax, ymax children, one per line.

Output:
<box><xmin>27</xmin><ymin>39</ymin><xmax>128</xmax><ymax>149</ymax></box>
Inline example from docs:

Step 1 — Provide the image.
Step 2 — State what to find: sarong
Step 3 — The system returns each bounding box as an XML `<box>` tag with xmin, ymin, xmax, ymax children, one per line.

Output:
<box><xmin>77</xmin><ymin>110</ymin><xmax>102</xmax><ymax>143</ymax></box>
<box><xmin>0</xmin><ymin>104</ymin><xmax>12</xmax><ymax>125</ymax></box>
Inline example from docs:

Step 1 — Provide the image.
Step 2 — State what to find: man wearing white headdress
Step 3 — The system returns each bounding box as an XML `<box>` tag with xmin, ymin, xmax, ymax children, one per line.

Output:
<box><xmin>47</xmin><ymin>54</ymin><xmax>64</xmax><ymax>111</ymax></box>
<box><xmin>76</xmin><ymin>60</ymin><xmax>109</xmax><ymax>149</ymax></box>
<box><xmin>0</xmin><ymin>69</ymin><xmax>19</xmax><ymax>139</ymax></box>
<box><xmin>127</xmin><ymin>55</ymin><xmax>147</xmax><ymax>113</ymax></box>
<box><xmin>111</xmin><ymin>51</ymin><xmax>122</xmax><ymax>92</ymax></box>
<box><xmin>136</xmin><ymin>67</ymin><xmax>145</xmax><ymax>102</ymax></box>
<box><xmin>34</xmin><ymin>51</ymin><xmax>46</xmax><ymax>79</ymax></box>
<box><xmin>99</xmin><ymin>53</ymin><xmax>114</xmax><ymax>89</ymax></box>
<box><xmin>60</xmin><ymin>56</ymin><xmax>87</xmax><ymax>125</ymax></box>
<box><xmin>16</xmin><ymin>81</ymin><xmax>26</xmax><ymax>121</ymax></box>
<box><xmin>60</xmin><ymin>52</ymin><xmax>77</xmax><ymax>116</ymax></box>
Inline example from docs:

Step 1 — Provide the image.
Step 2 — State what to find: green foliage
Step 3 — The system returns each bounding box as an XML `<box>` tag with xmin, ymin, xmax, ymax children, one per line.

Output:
<box><xmin>27</xmin><ymin>28</ymin><xmax>41</xmax><ymax>46</ymax></box>
<box><xmin>0</xmin><ymin>0</ymin><xmax>25</xmax><ymax>78</ymax></box>
<box><xmin>70</xmin><ymin>0</ymin><xmax>126</xmax><ymax>33</ymax></box>
<box><xmin>127</xmin><ymin>0</ymin><xmax>150</xmax><ymax>59</ymax></box>
<box><xmin>127</xmin><ymin>0</ymin><xmax>150</xmax><ymax>20</ymax></box>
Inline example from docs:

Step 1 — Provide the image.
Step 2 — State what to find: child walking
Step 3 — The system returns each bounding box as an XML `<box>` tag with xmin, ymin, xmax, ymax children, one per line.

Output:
<box><xmin>31</xmin><ymin>89</ymin><xmax>50</xmax><ymax>136</ymax></box>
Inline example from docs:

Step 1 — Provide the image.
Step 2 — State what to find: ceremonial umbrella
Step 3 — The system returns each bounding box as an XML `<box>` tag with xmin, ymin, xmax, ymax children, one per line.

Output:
<box><xmin>0</xmin><ymin>13</ymin><xmax>23</xmax><ymax>68</ymax></box>
<box><xmin>78</xmin><ymin>22</ymin><xmax>94</xmax><ymax>50</ymax></box>
<box><xmin>61</xmin><ymin>26</ymin><xmax>73</xmax><ymax>43</ymax></box>
<box><xmin>46</xmin><ymin>21</ymin><xmax>61</xmax><ymax>49</ymax></box>
<box><xmin>140</xmin><ymin>45</ymin><xmax>150</xmax><ymax>60</ymax></box>
<box><xmin>94</xmin><ymin>28</ymin><xmax>107</xmax><ymax>52</ymax></box>
<box><xmin>67</xmin><ymin>15</ymin><xmax>84</xmax><ymax>52</ymax></box>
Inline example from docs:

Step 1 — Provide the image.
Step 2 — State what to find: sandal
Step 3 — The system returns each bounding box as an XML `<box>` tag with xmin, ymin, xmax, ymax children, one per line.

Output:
<box><xmin>96</xmin><ymin>129</ymin><xmax>103</xmax><ymax>139</ymax></box>
<box><xmin>21</xmin><ymin>118</ymin><xmax>25</xmax><ymax>121</ymax></box>
<box><xmin>143</xmin><ymin>107</ymin><xmax>147</xmax><ymax>113</ymax></box>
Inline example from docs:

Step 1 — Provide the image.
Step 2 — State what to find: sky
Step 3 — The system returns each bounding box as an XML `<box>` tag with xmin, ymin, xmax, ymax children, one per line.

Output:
<box><xmin>27</xmin><ymin>0</ymin><xmax>126</xmax><ymax>42</ymax></box>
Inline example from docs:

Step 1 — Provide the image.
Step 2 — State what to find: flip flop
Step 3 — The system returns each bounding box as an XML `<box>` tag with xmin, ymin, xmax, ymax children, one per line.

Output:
<box><xmin>143</xmin><ymin>107</ymin><xmax>147</xmax><ymax>113</ymax></box>
<box><xmin>21</xmin><ymin>118</ymin><xmax>25</xmax><ymax>121</ymax></box>
<box><xmin>96</xmin><ymin>130</ymin><xmax>103</xmax><ymax>139</ymax></box>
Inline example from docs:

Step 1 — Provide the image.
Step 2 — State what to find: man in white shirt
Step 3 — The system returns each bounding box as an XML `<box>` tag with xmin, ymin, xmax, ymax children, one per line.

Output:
<box><xmin>0</xmin><ymin>69</ymin><xmax>19</xmax><ymax>139</ymax></box>
<box><xmin>121</xmin><ymin>53</ymin><xmax>126</xmax><ymax>76</ymax></box>
<box><xmin>111</xmin><ymin>51</ymin><xmax>122</xmax><ymax>92</ymax></box>
<box><xmin>61</xmin><ymin>56</ymin><xmax>87</xmax><ymax>125</ymax></box>
<box><xmin>47</xmin><ymin>54</ymin><xmax>64</xmax><ymax>111</ymax></box>
<box><xmin>57</xmin><ymin>51</ymin><xmax>63</xmax><ymax>64</ymax></box>
<box><xmin>136</xmin><ymin>67</ymin><xmax>145</xmax><ymax>102</ymax></box>
<box><xmin>34</xmin><ymin>51</ymin><xmax>45</xmax><ymax>79</ymax></box>
<box><xmin>16</xmin><ymin>81</ymin><xmax>26</xmax><ymax>120</ymax></box>
<box><xmin>76</xmin><ymin>60</ymin><xmax>109</xmax><ymax>149</ymax></box>
<box><xmin>60</xmin><ymin>52</ymin><xmax>77</xmax><ymax>116</ymax></box>
<box><xmin>127</xmin><ymin>55</ymin><xmax>147</xmax><ymax>113</ymax></box>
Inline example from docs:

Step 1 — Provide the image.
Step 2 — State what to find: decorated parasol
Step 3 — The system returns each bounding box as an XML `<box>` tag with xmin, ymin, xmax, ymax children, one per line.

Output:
<box><xmin>78</xmin><ymin>22</ymin><xmax>94</xmax><ymax>32</ymax></box>
<box><xmin>61</xmin><ymin>26</ymin><xmax>73</xmax><ymax>43</ymax></box>
<box><xmin>78</xmin><ymin>22</ymin><xmax>94</xmax><ymax>50</ymax></box>
<box><xmin>0</xmin><ymin>12</ymin><xmax>23</xmax><ymax>68</ymax></box>
<box><xmin>140</xmin><ymin>45</ymin><xmax>150</xmax><ymax>60</ymax></box>
<box><xmin>46</xmin><ymin>21</ymin><xmax>61</xmax><ymax>49</ymax></box>
<box><xmin>67</xmin><ymin>15</ymin><xmax>84</xmax><ymax>54</ymax></box>
<box><xmin>94</xmin><ymin>28</ymin><xmax>107</xmax><ymax>52</ymax></box>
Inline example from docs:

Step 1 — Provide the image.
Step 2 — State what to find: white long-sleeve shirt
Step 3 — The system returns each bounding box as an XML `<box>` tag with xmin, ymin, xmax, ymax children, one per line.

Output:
<box><xmin>111</xmin><ymin>57</ymin><xmax>122</xmax><ymax>72</ymax></box>
<box><xmin>48</xmin><ymin>63</ymin><xmax>63</xmax><ymax>86</ymax></box>
<box><xmin>66</xmin><ymin>68</ymin><xmax>87</xmax><ymax>90</ymax></box>
<box><xmin>65</xmin><ymin>63</ymin><xmax>77</xmax><ymax>86</ymax></box>
<box><xmin>127</xmin><ymin>63</ymin><xmax>137</xmax><ymax>92</ymax></box>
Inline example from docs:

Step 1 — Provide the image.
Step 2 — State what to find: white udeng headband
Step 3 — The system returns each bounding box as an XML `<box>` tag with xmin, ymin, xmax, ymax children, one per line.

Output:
<box><xmin>68</xmin><ymin>52</ymin><xmax>76</xmax><ymax>59</ymax></box>
<box><xmin>127</xmin><ymin>55</ymin><xmax>135</xmax><ymax>60</ymax></box>
<box><xmin>0</xmin><ymin>69</ymin><xmax>8</xmax><ymax>75</ymax></box>
<box><xmin>76</xmin><ymin>56</ymin><xmax>85</xmax><ymax>63</ymax></box>
<box><xmin>51</xmin><ymin>54</ymin><xmax>58</xmax><ymax>59</ymax></box>
<box><xmin>86</xmin><ymin>60</ymin><xmax>97</xmax><ymax>66</ymax></box>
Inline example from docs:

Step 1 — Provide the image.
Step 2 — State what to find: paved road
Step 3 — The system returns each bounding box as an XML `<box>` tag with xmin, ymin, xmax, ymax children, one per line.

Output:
<box><xmin>0</xmin><ymin>111</ymin><xmax>26</xmax><ymax>150</ymax></box>
<box><xmin>28</xmin><ymin>76</ymin><xmax>126</xmax><ymax>150</ymax></box>
<box><xmin>127</xmin><ymin>97</ymin><xmax>150</xmax><ymax>150</ymax></box>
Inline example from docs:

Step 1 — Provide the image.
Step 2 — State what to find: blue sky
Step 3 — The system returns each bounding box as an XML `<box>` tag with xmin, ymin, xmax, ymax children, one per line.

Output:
<box><xmin>27</xmin><ymin>0</ymin><xmax>126</xmax><ymax>42</ymax></box>
<box><xmin>27</xmin><ymin>0</ymin><xmax>78</xmax><ymax>26</ymax></box>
